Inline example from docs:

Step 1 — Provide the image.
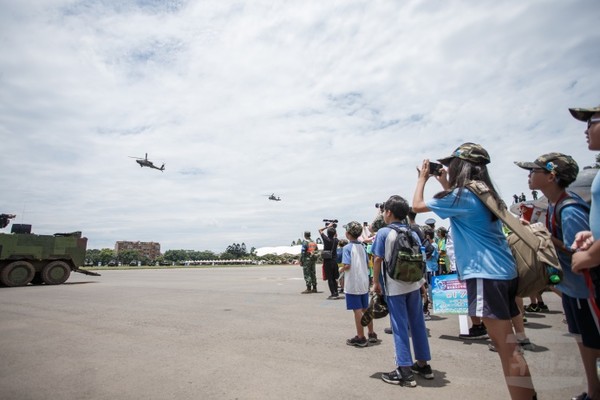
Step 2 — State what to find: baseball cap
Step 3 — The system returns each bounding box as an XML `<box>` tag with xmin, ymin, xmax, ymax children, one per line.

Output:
<box><xmin>438</xmin><ymin>142</ymin><xmax>491</xmax><ymax>166</ymax></box>
<box><xmin>568</xmin><ymin>105</ymin><xmax>600</xmax><ymax>122</ymax></box>
<box><xmin>370</xmin><ymin>215</ymin><xmax>387</xmax><ymax>233</ymax></box>
<box><xmin>343</xmin><ymin>221</ymin><xmax>363</xmax><ymax>238</ymax></box>
<box><xmin>514</xmin><ymin>152</ymin><xmax>579</xmax><ymax>185</ymax></box>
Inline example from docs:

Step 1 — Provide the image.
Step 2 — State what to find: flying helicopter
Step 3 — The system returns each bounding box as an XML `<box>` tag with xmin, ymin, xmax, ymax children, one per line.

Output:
<box><xmin>263</xmin><ymin>193</ymin><xmax>282</xmax><ymax>201</ymax></box>
<box><xmin>128</xmin><ymin>153</ymin><xmax>165</xmax><ymax>172</ymax></box>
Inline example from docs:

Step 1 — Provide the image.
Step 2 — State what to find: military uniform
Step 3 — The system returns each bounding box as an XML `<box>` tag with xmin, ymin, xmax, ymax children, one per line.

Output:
<box><xmin>300</xmin><ymin>232</ymin><xmax>318</xmax><ymax>293</ymax></box>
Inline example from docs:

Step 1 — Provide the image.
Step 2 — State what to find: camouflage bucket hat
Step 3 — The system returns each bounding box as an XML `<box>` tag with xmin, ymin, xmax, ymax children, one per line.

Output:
<box><xmin>438</xmin><ymin>142</ymin><xmax>491</xmax><ymax>166</ymax></box>
<box><xmin>514</xmin><ymin>152</ymin><xmax>579</xmax><ymax>185</ymax></box>
<box><xmin>568</xmin><ymin>105</ymin><xmax>600</xmax><ymax>122</ymax></box>
<box><xmin>343</xmin><ymin>221</ymin><xmax>363</xmax><ymax>238</ymax></box>
<box><xmin>370</xmin><ymin>214</ymin><xmax>387</xmax><ymax>233</ymax></box>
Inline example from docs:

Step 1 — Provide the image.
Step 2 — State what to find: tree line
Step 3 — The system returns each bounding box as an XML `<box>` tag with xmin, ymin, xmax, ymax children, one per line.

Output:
<box><xmin>84</xmin><ymin>242</ymin><xmax>300</xmax><ymax>266</ymax></box>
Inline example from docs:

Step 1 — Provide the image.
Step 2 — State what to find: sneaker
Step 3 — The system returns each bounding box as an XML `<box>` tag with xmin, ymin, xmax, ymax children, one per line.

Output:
<box><xmin>327</xmin><ymin>295</ymin><xmax>339</xmax><ymax>300</ymax></box>
<box><xmin>411</xmin><ymin>362</ymin><xmax>434</xmax><ymax>379</ymax></box>
<box><xmin>368</xmin><ymin>332</ymin><xmax>379</xmax><ymax>343</ymax></box>
<box><xmin>571</xmin><ymin>392</ymin><xmax>590</xmax><ymax>400</ymax></box>
<box><xmin>458</xmin><ymin>324</ymin><xmax>489</xmax><ymax>340</ymax></box>
<box><xmin>517</xmin><ymin>338</ymin><xmax>535</xmax><ymax>351</ymax></box>
<box><xmin>524</xmin><ymin>303</ymin><xmax>540</xmax><ymax>312</ymax></box>
<box><xmin>346</xmin><ymin>336</ymin><xmax>368</xmax><ymax>347</ymax></box>
<box><xmin>384</xmin><ymin>327</ymin><xmax>393</xmax><ymax>334</ymax></box>
<box><xmin>522</xmin><ymin>316</ymin><xmax>528</xmax><ymax>324</ymax></box>
<box><xmin>381</xmin><ymin>367</ymin><xmax>417</xmax><ymax>387</ymax></box>
<box><xmin>423</xmin><ymin>312</ymin><xmax>431</xmax><ymax>321</ymax></box>
<box><xmin>538</xmin><ymin>302</ymin><xmax>549</xmax><ymax>312</ymax></box>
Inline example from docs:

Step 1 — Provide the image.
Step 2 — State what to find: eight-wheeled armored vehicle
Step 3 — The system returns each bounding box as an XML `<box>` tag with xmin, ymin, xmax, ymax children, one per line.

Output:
<box><xmin>0</xmin><ymin>223</ymin><xmax>100</xmax><ymax>287</ymax></box>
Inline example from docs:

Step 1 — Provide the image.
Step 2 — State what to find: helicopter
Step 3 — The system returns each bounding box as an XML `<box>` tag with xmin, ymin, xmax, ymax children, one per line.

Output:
<box><xmin>128</xmin><ymin>153</ymin><xmax>165</xmax><ymax>172</ymax></box>
<box><xmin>263</xmin><ymin>193</ymin><xmax>282</xmax><ymax>201</ymax></box>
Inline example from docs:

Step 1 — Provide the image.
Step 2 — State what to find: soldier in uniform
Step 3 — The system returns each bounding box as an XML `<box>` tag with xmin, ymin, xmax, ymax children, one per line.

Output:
<box><xmin>300</xmin><ymin>231</ymin><xmax>318</xmax><ymax>294</ymax></box>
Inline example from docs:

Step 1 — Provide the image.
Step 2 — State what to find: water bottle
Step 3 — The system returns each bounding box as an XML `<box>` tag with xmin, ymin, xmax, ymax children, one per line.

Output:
<box><xmin>546</xmin><ymin>266</ymin><xmax>561</xmax><ymax>284</ymax></box>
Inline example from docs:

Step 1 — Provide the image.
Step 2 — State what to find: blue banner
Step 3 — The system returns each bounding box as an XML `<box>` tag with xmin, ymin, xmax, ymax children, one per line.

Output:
<box><xmin>431</xmin><ymin>274</ymin><xmax>468</xmax><ymax>314</ymax></box>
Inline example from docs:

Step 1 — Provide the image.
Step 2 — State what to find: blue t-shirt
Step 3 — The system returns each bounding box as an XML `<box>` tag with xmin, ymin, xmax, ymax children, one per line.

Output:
<box><xmin>547</xmin><ymin>192</ymin><xmax>590</xmax><ymax>298</ymax></box>
<box><xmin>591</xmin><ymin>172</ymin><xmax>600</xmax><ymax>242</ymax></box>
<box><xmin>425</xmin><ymin>242</ymin><xmax>439</xmax><ymax>273</ymax></box>
<box><xmin>371</xmin><ymin>221</ymin><xmax>424</xmax><ymax>295</ymax></box>
<box><xmin>426</xmin><ymin>188</ymin><xmax>517</xmax><ymax>281</ymax></box>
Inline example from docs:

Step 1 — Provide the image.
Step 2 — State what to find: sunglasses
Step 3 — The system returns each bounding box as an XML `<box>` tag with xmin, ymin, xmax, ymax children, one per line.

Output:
<box><xmin>587</xmin><ymin>117</ymin><xmax>600</xmax><ymax>130</ymax></box>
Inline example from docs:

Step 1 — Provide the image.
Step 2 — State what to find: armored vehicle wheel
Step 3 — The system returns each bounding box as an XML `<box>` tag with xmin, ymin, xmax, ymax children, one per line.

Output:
<box><xmin>0</xmin><ymin>261</ymin><xmax>35</xmax><ymax>287</ymax></box>
<box><xmin>42</xmin><ymin>261</ymin><xmax>71</xmax><ymax>285</ymax></box>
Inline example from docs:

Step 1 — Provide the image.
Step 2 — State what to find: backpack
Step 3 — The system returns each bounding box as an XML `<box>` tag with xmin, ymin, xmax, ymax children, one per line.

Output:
<box><xmin>466</xmin><ymin>181</ymin><xmax>561</xmax><ymax>298</ymax></box>
<box><xmin>385</xmin><ymin>225</ymin><xmax>425</xmax><ymax>283</ymax></box>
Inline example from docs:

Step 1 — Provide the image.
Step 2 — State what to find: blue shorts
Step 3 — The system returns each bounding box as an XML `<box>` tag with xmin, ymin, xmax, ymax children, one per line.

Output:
<box><xmin>562</xmin><ymin>293</ymin><xmax>600</xmax><ymax>349</ymax></box>
<box><xmin>466</xmin><ymin>278</ymin><xmax>519</xmax><ymax>320</ymax></box>
<box><xmin>346</xmin><ymin>293</ymin><xmax>369</xmax><ymax>310</ymax></box>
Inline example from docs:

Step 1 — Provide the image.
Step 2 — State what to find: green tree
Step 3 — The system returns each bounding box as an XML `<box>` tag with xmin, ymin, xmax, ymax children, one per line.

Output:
<box><xmin>99</xmin><ymin>248</ymin><xmax>116</xmax><ymax>266</ymax></box>
<box><xmin>117</xmin><ymin>249</ymin><xmax>140</xmax><ymax>264</ymax></box>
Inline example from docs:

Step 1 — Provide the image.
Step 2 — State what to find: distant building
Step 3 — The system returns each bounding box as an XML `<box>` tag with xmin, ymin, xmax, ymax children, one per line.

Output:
<box><xmin>115</xmin><ymin>241</ymin><xmax>161</xmax><ymax>260</ymax></box>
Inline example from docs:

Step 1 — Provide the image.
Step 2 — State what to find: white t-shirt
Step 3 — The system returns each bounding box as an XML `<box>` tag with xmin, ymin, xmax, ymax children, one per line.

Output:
<box><xmin>342</xmin><ymin>242</ymin><xmax>370</xmax><ymax>295</ymax></box>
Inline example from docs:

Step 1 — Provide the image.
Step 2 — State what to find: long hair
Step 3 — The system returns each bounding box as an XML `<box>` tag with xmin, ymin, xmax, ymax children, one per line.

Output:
<box><xmin>434</xmin><ymin>157</ymin><xmax>503</xmax><ymax>219</ymax></box>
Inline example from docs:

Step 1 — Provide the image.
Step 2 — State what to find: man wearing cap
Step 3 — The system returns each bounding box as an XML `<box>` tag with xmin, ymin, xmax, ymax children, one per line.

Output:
<box><xmin>515</xmin><ymin>152</ymin><xmax>598</xmax><ymax>400</ymax></box>
<box><xmin>300</xmin><ymin>231</ymin><xmax>318</xmax><ymax>294</ymax></box>
<box><xmin>567</xmin><ymin>104</ymin><xmax>600</xmax><ymax>400</ymax></box>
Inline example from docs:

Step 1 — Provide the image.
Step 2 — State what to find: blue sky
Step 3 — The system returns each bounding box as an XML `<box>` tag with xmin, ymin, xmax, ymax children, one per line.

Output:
<box><xmin>1</xmin><ymin>0</ymin><xmax>599</xmax><ymax>252</ymax></box>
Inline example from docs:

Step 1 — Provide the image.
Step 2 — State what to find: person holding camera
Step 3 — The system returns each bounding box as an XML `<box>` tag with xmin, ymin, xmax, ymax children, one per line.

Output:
<box><xmin>320</xmin><ymin>222</ymin><xmax>340</xmax><ymax>299</ymax></box>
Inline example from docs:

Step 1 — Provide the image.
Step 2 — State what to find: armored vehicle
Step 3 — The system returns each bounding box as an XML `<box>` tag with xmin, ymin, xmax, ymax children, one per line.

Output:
<box><xmin>0</xmin><ymin>224</ymin><xmax>100</xmax><ymax>287</ymax></box>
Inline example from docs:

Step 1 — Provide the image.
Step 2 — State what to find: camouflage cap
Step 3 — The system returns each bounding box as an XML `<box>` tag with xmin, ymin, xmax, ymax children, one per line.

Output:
<box><xmin>514</xmin><ymin>152</ymin><xmax>579</xmax><ymax>184</ymax></box>
<box><xmin>370</xmin><ymin>214</ymin><xmax>387</xmax><ymax>233</ymax></box>
<box><xmin>568</xmin><ymin>105</ymin><xmax>600</xmax><ymax>122</ymax></box>
<box><xmin>438</xmin><ymin>142</ymin><xmax>491</xmax><ymax>166</ymax></box>
<box><xmin>343</xmin><ymin>221</ymin><xmax>363</xmax><ymax>238</ymax></box>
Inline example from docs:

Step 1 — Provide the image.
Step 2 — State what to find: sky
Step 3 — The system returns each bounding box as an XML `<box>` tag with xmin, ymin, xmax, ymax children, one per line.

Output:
<box><xmin>1</xmin><ymin>0</ymin><xmax>599</xmax><ymax>253</ymax></box>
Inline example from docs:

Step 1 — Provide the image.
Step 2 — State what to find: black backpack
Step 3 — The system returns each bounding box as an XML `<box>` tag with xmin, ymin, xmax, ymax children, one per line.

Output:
<box><xmin>385</xmin><ymin>225</ymin><xmax>425</xmax><ymax>283</ymax></box>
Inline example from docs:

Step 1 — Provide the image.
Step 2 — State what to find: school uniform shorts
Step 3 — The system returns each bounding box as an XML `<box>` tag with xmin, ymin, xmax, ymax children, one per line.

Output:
<box><xmin>466</xmin><ymin>278</ymin><xmax>520</xmax><ymax>320</ymax></box>
<box><xmin>346</xmin><ymin>293</ymin><xmax>369</xmax><ymax>310</ymax></box>
<box><xmin>562</xmin><ymin>293</ymin><xmax>600</xmax><ymax>349</ymax></box>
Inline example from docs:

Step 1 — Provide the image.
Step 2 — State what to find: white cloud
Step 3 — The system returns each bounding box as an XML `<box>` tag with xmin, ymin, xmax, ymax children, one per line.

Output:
<box><xmin>1</xmin><ymin>0</ymin><xmax>599</xmax><ymax>252</ymax></box>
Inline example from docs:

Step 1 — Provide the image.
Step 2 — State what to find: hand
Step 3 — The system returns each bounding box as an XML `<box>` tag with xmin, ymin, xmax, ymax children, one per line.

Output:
<box><xmin>571</xmin><ymin>231</ymin><xmax>594</xmax><ymax>251</ymax></box>
<box><xmin>372</xmin><ymin>281</ymin><xmax>382</xmax><ymax>295</ymax></box>
<box><xmin>571</xmin><ymin>251</ymin><xmax>591</xmax><ymax>274</ymax></box>
<box><xmin>417</xmin><ymin>160</ymin><xmax>431</xmax><ymax>182</ymax></box>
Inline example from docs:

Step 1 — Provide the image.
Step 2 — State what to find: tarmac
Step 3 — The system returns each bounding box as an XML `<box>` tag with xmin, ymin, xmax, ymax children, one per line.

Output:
<box><xmin>0</xmin><ymin>266</ymin><xmax>592</xmax><ymax>400</ymax></box>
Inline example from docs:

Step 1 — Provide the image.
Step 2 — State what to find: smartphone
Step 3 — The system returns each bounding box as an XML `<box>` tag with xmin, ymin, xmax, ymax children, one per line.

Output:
<box><xmin>428</xmin><ymin>162</ymin><xmax>443</xmax><ymax>176</ymax></box>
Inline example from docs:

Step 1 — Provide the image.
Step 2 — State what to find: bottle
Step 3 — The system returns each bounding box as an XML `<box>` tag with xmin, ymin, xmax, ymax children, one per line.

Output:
<box><xmin>546</xmin><ymin>266</ymin><xmax>561</xmax><ymax>284</ymax></box>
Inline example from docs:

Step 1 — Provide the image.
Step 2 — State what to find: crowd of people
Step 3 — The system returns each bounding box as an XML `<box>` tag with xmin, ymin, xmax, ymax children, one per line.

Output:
<box><xmin>297</xmin><ymin>104</ymin><xmax>600</xmax><ymax>400</ymax></box>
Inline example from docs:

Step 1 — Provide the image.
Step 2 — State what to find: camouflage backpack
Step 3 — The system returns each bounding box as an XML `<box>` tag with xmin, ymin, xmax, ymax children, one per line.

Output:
<box><xmin>385</xmin><ymin>225</ymin><xmax>425</xmax><ymax>283</ymax></box>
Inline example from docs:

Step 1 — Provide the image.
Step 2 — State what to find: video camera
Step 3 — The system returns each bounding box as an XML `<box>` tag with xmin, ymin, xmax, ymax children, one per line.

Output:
<box><xmin>323</xmin><ymin>219</ymin><xmax>338</xmax><ymax>228</ymax></box>
<box><xmin>0</xmin><ymin>213</ymin><xmax>16</xmax><ymax>229</ymax></box>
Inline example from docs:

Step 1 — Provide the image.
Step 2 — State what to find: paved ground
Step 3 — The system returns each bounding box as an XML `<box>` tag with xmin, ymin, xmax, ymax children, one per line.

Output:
<box><xmin>0</xmin><ymin>266</ymin><xmax>590</xmax><ymax>400</ymax></box>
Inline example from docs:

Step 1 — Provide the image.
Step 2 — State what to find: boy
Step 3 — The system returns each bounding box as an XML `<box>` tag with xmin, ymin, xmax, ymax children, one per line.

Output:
<box><xmin>568</xmin><ymin>104</ymin><xmax>600</xmax><ymax>400</ymax></box>
<box><xmin>515</xmin><ymin>152</ymin><xmax>599</xmax><ymax>400</ymax></box>
<box><xmin>372</xmin><ymin>195</ymin><xmax>433</xmax><ymax>387</ymax></box>
<box><xmin>341</xmin><ymin>221</ymin><xmax>376</xmax><ymax>347</ymax></box>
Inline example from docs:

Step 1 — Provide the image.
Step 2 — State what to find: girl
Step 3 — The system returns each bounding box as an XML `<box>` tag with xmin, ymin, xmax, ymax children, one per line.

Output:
<box><xmin>412</xmin><ymin>142</ymin><xmax>536</xmax><ymax>400</ymax></box>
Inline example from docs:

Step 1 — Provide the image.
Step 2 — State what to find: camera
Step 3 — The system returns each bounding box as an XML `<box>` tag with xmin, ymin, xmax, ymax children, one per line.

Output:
<box><xmin>428</xmin><ymin>162</ymin><xmax>443</xmax><ymax>176</ymax></box>
<box><xmin>375</xmin><ymin>203</ymin><xmax>385</xmax><ymax>211</ymax></box>
<box><xmin>323</xmin><ymin>219</ymin><xmax>338</xmax><ymax>228</ymax></box>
